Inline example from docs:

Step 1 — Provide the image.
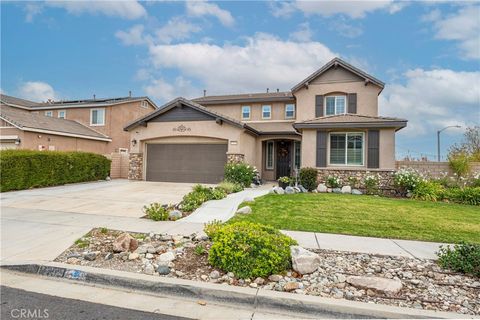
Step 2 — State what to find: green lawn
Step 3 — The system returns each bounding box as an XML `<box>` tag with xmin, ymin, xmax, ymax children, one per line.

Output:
<box><xmin>231</xmin><ymin>193</ymin><xmax>480</xmax><ymax>243</ymax></box>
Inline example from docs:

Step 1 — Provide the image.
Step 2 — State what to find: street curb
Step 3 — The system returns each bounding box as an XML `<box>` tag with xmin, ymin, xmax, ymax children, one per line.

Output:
<box><xmin>1</xmin><ymin>262</ymin><xmax>476</xmax><ymax>319</ymax></box>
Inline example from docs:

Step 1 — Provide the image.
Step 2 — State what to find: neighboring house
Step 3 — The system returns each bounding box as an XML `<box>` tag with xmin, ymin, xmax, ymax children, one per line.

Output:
<box><xmin>1</xmin><ymin>94</ymin><xmax>158</xmax><ymax>153</ymax></box>
<box><xmin>125</xmin><ymin>58</ymin><xmax>407</xmax><ymax>184</ymax></box>
<box><xmin>0</xmin><ymin>105</ymin><xmax>110</xmax><ymax>152</ymax></box>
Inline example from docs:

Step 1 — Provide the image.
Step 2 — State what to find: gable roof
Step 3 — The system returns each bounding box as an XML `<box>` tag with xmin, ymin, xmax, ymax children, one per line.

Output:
<box><xmin>193</xmin><ymin>91</ymin><xmax>294</xmax><ymax>105</ymax></box>
<box><xmin>1</xmin><ymin>94</ymin><xmax>159</xmax><ymax>110</ymax></box>
<box><xmin>291</xmin><ymin>57</ymin><xmax>385</xmax><ymax>93</ymax></box>
<box><xmin>0</xmin><ymin>105</ymin><xmax>111</xmax><ymax>141</ymax></box>
<box><xmin>124</xmin><ymin>97</ymin><xmax>259</xmax><ymax>134</ymax></box>
<box><xmin>293</xmin><ymin>114</ymin><xmax>407</xmax><ymax>130</ymax></box>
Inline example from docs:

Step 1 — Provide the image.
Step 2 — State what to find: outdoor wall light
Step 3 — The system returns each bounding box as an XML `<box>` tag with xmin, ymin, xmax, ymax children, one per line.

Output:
<box><xmin>131</xmin><ymin>139</ymin><xmax>137</xmax><ymax>146</ymax></box>
<box><xmin>15</xmin><ymin>138</ymin><xmax>21</xmax><ymax>145</ymax></box>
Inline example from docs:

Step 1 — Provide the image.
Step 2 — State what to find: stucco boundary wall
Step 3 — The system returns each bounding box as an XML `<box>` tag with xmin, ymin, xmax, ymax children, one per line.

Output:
<box><xmin>107</xmin><ymin>152</ymin><xmax>130</xmax><ymax>179</ymax></box>
<box><xmin>396</xmin><ymin>161</ymin><xmax>480</xmax><ymax>178</ymax></box>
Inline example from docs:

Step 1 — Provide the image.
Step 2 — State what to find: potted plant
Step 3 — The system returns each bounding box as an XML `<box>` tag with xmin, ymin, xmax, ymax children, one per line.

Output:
<box><xmin>278</xmin><ymin>176</ymin><xmax>291</xmax><ymax>189</ymax></box>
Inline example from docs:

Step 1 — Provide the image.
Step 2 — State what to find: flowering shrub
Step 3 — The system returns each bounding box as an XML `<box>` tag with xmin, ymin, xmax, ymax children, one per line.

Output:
<box><xmin>347</xmin><ymin>176</ymin><xmax>359</xmax><ymax>189</ymax></box>
<box><xmin>437</xmin><ymin>242</ymin><xmax>480</xmax><ymax>277</ymax></box>
<box><xmin>278</xmin><ymin>176</ymin><xmax>291</xmax><ymax>184</ymax></box>
<box><xmin>393</xmin><ymin>168</ymin><xmax>423</xmax><ymax>196</ymax></box>
<box><xmin>469</xmin><ymin>172</ymin><xmax>480</xmax><ymax>188</ymax></box>
<box><xmin>143</xmin><ymin>203</ymin><xmax>170</xmax><ymax>221</ymax></box>
<box><xmin>326</xmin><ymin>176</ymin><xmax>341</xmax><ymax>188</ymax></box>
<box><xmin>364</xmin><ymin>174</ymin><xmax>379</xmax><ymax>195</ymax></box>
<box><xmin>224</xmin><ymin>162</ymin><xmax>256</xmax><ymax>187</ymax></box>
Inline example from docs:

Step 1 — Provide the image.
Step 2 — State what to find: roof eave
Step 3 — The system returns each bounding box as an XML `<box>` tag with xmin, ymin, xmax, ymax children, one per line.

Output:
<box><xmin>293</xmin><ymin>121</ymin><xmax>407</xmax><ymax>130</ymax></box>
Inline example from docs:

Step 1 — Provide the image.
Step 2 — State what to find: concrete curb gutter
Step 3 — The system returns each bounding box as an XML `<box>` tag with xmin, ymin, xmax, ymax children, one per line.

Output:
<box><xmin>2</xmin><ymin>262</ymin><xmax>476</xmax><ymax>319</ymax></box>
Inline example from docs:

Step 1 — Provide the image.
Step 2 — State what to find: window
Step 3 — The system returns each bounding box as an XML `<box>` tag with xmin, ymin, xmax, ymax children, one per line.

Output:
<box><xmin>294</xmin><ymin>141</ymin><xmax>301</xmax><ymax>169</ymax></box>
<box><xmin>266</xmin><ymin>141</ymin><xmax>274</xmax><ymax>169</ymax></box>
<box><xmin>262</xmin><ymin>105</ymin><xmax>271</xmax><ymax>119</ymax></box>
<box><xmin>141</xmin><ymin>101</ymin><xmax>148</xmax><ymax>108</ymax></box>
<box><xmin>45</xmin><ymin>111</ymin><xmax>53</xmax><ymax>117</ymax></box>
<box><xmin>285</xmin><ymin>104</ymin><xmax>295</xmax><ymax>119</ymax></box>
<box><xmin>329</xmin><ymin>133</ymin><xmax>364</xmax><ymax>166</ymax></box>
<box><xmin>58</xmin><ymin>110</ymin><xmax>66</xmax><ymax>119</ymax></box>
<box><xmin>90</xmin><ymin>108</ymin><xmax>105</xmax><ymax>126</ymax></box>
<box><xmin>325</xmin><ymin>96</ymin><xmax>346</xmax><ymax>115</ymax></box>
<box><xmin>241</xmin><ymin>106</ymin><xmax>251</xmax><ymax>120</ymax></box>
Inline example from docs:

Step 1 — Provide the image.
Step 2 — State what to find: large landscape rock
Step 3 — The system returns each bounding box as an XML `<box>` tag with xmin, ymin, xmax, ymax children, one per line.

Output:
<box><xmin>168</xmin><ymin>210</ymin><xmax>183</xmax><ymax>221</ymax></box>
<box><xmin>352</xmin><ymin>189</ymin><xmax>363</xmax><ymax>195</ymax></box>
<box><xmin>236</xmin><ymin>206</ymin><xmax>252</xmax><ymax>214</ymax></box>
<box><xmin>113</xmin><ymin>233</ymin><xmax>138</xmax><ymax>253</ymax></box>
<box><xmin>285</xmin><ymin>186</ymin><xmax>295</xmax><ymax>194</ymax></box>
<box><xmin>341</xmin><ymin>186</ymin><xmax>352</xmax><ymax>194</ymax></box>
<box><xmin>290</xmin><ymin>246</ymin><xmax>321</xmax><ymax>275</ymax></box>
<box><xmin>346</xmin><ymin>276</ymin><xmax>403</xmax><ymax>295</ymax></box>
<box><xmin>316</xmin><ymin>183</ymin><xmax>327</xmax><ymax>193</ymax></box>
<box><xmin>273</xmin><ymin>187</ymin><xmax>285</xmax><ymax>194</ymax></box>
<box><xmin>158</xmin><ymin>251</ymin><xmax>176</xmax><ymax>263</ymax></box>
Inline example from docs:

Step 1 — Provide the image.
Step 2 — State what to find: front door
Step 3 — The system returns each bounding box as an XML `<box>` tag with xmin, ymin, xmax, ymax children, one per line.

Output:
<box><xmin>276</xmin><ymin>140</ymin><xmax>291</xmax><ymax>179</ymax></box>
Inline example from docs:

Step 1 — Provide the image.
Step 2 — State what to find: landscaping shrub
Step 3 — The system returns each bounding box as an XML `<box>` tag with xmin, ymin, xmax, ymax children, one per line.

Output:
<box><xmin>299</xmin><ymin>167</ymin><xmax>317</xmax><ymax>191</ymax></box>
<box><xmin>437</xmin><ymin>242</ymin><xmax>480</xmax><ymax>277</ymax></box>
<box><xmin>224</xmin><ymin>162</ymin><xmax>255</xmax><ymax>187</ymax></box>
<box><xmin>448</xmin><ymin>152</ymin><xmax>470</xmax><ymax>178</ymax></box>
<box><xmin>364</xmin><ymin>174</ymin><xmax>379</xmax><ymax>195</ymax></box>
<box><xmin>0</xmin><ymin>150</ymin><xmax>110</xmax><ymax>192</ymax></box>
<box><xmin>442</xmin><ymin>187</ymin><xmax>480</xmax><ymax>205</ymax></box>
<box><xmin>143</xmin><ymin>203</ymin><xmax>169</xmax><ymax>221</ymax></box>
<box><xmin>207</xmin><ymin>221</ymin><xmax>298</xmax><ymax>278</ymax></box>
<box><xmin>180</xmin><ymin>185</ymin><xmax>227</xmax><ymax>212</ymax></box>
<box><xmin>348</xmin><ymin>176</ymin><xmax>359</xmax><ymax>189</ymax></box>
<box><xmin>411</xmin><ymin>180</ymin><xmax>444</xmax><ymax>202</ymax></box>
<box><xmin>326</xmin><ymin>176</ymin><xmax>341</xmax><ymax>188</ymax></box>
<box><xmin>393</xmin><ymin>168</ymin><xmax>422</xmax><ymax>196</ymax></box>
<box><xmin>217</xmin><ymin>181</ymin><xmax>244</xmax><ymax>194</ymax></box>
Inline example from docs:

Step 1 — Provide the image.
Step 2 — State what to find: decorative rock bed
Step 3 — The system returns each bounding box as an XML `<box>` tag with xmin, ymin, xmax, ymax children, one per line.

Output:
<box><xmin>56</xmin><ymin>229</ymin><xmax>480</xmax><ymax>316</ymax></box>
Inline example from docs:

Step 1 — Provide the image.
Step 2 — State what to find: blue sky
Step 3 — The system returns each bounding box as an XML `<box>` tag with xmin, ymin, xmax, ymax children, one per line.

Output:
<box><xmin>1</xmin><ymin>1</ymin><xmax>479</xmax><ymax>160</ymax></box>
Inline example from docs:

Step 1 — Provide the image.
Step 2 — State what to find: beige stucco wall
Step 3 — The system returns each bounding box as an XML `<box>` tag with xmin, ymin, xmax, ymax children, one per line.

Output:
<box><xmin>33</xmin><ymin>100</ymin><xmax>155</xmax><ymax>153</ymax></box>
<box><xmin>202</xmin><ymin>100</ymin><xmax>296</xmax><ymax>122</ymax></box>
<box><xmin>294</xmin><ymin>70</ymin><xmax>382</xmax><ymax>121</ymax></box>
<box><xmin>300</xmin><ymin>128</ymin><xmax>395</xmax><ymax>170</ymax></box>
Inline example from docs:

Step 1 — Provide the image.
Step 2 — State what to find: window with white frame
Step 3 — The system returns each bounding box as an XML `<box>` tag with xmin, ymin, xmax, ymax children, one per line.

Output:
<box><xmin>45</xmin><ymin>111</ymin><xmax>53</xmax><ymax>117</ymax></box>
<box><xmin>325</xmin><ymin>96</ymin><xmax>346</xmax><ymax>115</ymax></box>
<box><xmin>266</xmin><ymin>141</ymin><xmax>274</xmax><ymax>169</ymax></box>
<box><xmin>262</xmin><ymin>105</ymin><xmax>271</xmax><ymax>119</ymax></box>
<box><xmin>241</xmin><ymin>106</ymin><xmax>251</xmax><ymax>120</ymax></box>
<box><xmin>141</xmin><ymin>101</ymin><xmax>148</xmax><ymax>108</ymax></box>
<box><xmin>294</xmin><ymin>141</ymin><xmax>301</xmax><ymax>169</ymax></box>
<box><xmin>329</xmin><ymin>132</ymin><xmax>364</xmax><ymax>166</ymax></box>
<box><xmin>58</xmin><ymin>110</ymin><xmax>66</xmax><ymax>119</ymax></box>
<box><xmin>90</xmin><ymin>108</ymin><xmax>105</xmax><ymax>126</ymax></box>
<box><xmin>285</xmin><ymin>104</ymin><xmax>295</xmax><ymax>119</ymax></box>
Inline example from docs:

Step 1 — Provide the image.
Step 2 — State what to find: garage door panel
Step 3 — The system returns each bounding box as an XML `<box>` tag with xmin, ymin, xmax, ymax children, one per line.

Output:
<box><xmin>146</xmin><ymin>143</ymin><xmax>227</xmax><ymax>183</ymax></box>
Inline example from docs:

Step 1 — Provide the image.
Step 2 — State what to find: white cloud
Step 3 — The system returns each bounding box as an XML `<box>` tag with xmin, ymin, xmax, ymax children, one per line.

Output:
<box><xmin>144</xmin><ymin>77</ymin><xmax>199</xmax><ymax>102</ymax></box>
<box><xmin>380</xmin><ymin>68</ymin><xmax>480</xmax><ymax>137</ymax></box>
<box><xmin>27</xmin><ymin>0</ymin><xmax>147</xmax><ymax>21</ymax></box>
<box><xmin>186</xmin><ymin>1</ymin><xmax>234</xmax><ymax>27</ymax></box>
<box><xmin>18</xmin><ymin>81</ymin><xmax>58</xmax><ymax>102</ymax></box>
<box><xmin>289</xmin><ymin>22</ymin><xmax>312</xmax><ymax>42</ymax></box>
<box><xmin>272</xmin><ymin>0</ymin><xmax>404</xmax><ymax>19</ymax></box>
<box><xmin>330</xmin><ymin>19</ymin><xmax>363</xmax><ymax>38</ymax></box>
<box><xmin>115</xmin><ymin>24</ymin><xmax>148</xmax><ymax>46</ymax></box>
<box><xmin>147</xmin><ymin>33</ymin><xmax>337</xmax><ymax>95</ymax></box>
<box><xmin>155</xmin><ymin>17</ymin><xmax>201</xmax><ymax>44</ymax></box>
<box><xmin>427</xmin><ymin>5</ymin><xmax>480</xmax><ymax>60</ymax></box>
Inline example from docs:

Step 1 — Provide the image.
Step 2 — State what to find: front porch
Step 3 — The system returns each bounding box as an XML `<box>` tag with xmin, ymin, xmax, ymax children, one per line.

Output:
<box><xmin>260</xmin><ymin>138</ymin><xmax>301</xmax><ymax>181</ymax></box>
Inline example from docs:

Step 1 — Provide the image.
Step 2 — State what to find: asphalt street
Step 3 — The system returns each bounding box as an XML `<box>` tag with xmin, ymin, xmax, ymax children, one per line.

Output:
<box><xmin>1</xmin><ymin>286</ymin><xmax>191</xmax><ymax>320</ymax></box>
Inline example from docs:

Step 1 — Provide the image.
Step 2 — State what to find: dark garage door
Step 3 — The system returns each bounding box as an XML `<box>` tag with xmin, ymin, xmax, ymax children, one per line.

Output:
<box><xmin>146</xmin><ymin>143</ymin><xmax>228</xmax><ymax>183</ymax></box>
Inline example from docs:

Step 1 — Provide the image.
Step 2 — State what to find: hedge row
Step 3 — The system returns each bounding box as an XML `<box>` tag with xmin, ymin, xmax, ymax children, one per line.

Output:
<box><xmin>0</xmin><ymin>150</ymin><xmax>111</xmax><ymax>192</ymax></box>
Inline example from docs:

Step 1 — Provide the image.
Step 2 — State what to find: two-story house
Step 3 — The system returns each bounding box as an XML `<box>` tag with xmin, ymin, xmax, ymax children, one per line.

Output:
<box><xmin>125</xmin><ymin>58</ymin><xmax>407</xmax><ymax>184</ymax></box>
<box><xmin>0</xmin><ymin>94</ymin><xmax>157</xmax><ymax>153</ymax></box>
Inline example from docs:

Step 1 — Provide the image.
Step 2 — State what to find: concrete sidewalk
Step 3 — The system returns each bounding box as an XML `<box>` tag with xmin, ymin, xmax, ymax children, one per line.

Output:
<box><xmin>282</xmin><ymin>230</ymin><xmax>446</xmax><ymax>260</ymax></box>
<box><xmin>182</xmin><ymin>186</ymin><xmax>271</xmax><ymax>223</ymax></box>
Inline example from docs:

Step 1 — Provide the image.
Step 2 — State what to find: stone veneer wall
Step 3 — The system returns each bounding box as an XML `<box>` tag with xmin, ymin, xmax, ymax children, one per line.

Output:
<box><xmin>227</xmin><ymin>153</ymin><xmax>245</xmax><ymax>163</ymax></box>
<box><xmin>316</xmin><ymin>169</ymin><xmax>396</xmax><ymax>194</ymax></box>
<box><xmin>128</xmin><ymin>153</ymin><xmax>143</xmax><ymax>180</ymax></box>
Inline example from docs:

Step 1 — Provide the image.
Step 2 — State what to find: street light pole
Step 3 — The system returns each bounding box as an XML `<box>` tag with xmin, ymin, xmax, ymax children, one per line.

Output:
<box><xmin>437</xmin><ymin>125</ymin><xmax>462</xmax><ymax>162</ymax></box>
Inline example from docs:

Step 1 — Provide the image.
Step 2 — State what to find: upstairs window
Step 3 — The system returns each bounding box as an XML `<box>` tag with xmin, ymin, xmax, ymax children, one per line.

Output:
<box><xmin>241</xmin><ymin>106</ymin><xmax>251</xmax><ymax>120</ymax></box>
<box><xmin>262</xmin><ymin>105</ymin><xmax>271</xmax><ymax>119</ymax></box>
<box><xmin>58</xmin><ymin>110</ymin><xmax>66</xmax><ymax>119</ymax></box>
<box><xmin>325</xmin><ymin>96</ymin><xmax>346</xmax><ymax>116</ymax></box>
<box><xmin>45</xmin><ymin>111</ymin><xmax>53</xmax><ymax>117</ymax></box>
<box><xmin>90</xmin><ymin>108</ymin><xmax>105</xmax><ymax>126</ymax></box>
<box><xmin>141</xmin><ymin>101</ymin><xmax>148</xmax><ymax>108</ymax></box>
<box><xmin>285</xmin><ymin>104</ymin><xmax>295</xmax><ymax>119</ymax></box>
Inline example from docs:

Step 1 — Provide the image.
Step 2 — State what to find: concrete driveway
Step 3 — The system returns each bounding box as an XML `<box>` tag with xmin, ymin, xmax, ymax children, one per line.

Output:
<box><xmin>1</xmin><ymin>180</ymin><xmax>195</xmax><ymax>218</ymax></box>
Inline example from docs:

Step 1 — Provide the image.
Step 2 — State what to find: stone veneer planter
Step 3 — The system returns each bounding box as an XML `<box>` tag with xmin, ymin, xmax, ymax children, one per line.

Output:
<box><xmin>227</xmin><ymin>153</ymin><xmax>245</xmax><ymax>163</ymax></box>
<box><xmin>316</xmin><ymin>169</ymin><xmax>396</xmax><ymax>195</ymax></box>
